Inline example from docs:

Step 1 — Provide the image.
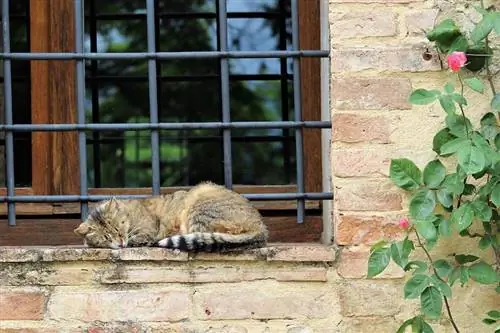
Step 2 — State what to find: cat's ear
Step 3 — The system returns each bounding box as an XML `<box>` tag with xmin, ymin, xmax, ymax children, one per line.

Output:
<box><xmin>74</xmin><ymin>223</ymin><xmax>90</xmax><ymax>236</ymax></box>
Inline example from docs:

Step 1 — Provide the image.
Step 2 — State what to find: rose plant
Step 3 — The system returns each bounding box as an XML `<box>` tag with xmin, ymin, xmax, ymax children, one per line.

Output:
<box><xmin>367</xmin><ymin>5</ymin><xmax>500</xmax><ymax>333</ymax></box>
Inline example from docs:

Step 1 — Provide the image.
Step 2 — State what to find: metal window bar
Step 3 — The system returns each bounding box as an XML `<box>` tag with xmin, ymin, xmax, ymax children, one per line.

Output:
<box><xmin>2</xmin><ymin>0</ymin><xmax>15</xmax><ymax>225</ymax></box>
<box><xmin>217</xmin><ymin>0</ymin><xmax>233</xmax><ymax>190</ymax></box>
<box><xmin>75</xmin><ymin>0</ymin><xmax>89</xmax><ymax>220</ymax></box>
<box><xmin>0</xmin><ymin>0</ymin><xmax>333</xmax><ymax>227</ymax></box>
<box><xmin>146</xmin><ymin>0</ymin><xmax>161</xmax><ymax>196</ymax></box>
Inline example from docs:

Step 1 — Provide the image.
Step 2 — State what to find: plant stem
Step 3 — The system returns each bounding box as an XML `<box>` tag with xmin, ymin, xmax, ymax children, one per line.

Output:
<box><xmin>456</xmin><ymin>73</ymin><xmax>470</xmax><ymax>137</ymax></box>
<box><xmin>415</xmin><ymin>232</ymin><xmax>461</xmax><ymax>333</ymax></box>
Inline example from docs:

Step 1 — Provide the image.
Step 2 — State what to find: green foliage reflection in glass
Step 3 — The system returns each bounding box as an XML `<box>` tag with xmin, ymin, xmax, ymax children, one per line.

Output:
<box><xmin>83</xmin><ymin>0</ymin><xmax>297</xmax><ymax>188</ymax></box>
<box><xmin>367</xmin><ymin>6</ymin><xmax>500</xmax><ymax>333</ymax></box>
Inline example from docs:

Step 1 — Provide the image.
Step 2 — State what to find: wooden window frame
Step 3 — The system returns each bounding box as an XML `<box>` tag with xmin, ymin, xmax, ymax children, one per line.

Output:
<box><xmin>0</xmin><ymin>0</ymin><xmax>323</xmax><ymax>245</ymax></box>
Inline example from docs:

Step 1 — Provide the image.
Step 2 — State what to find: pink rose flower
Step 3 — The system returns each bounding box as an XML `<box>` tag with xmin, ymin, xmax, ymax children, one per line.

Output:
<box><xmin>447</xmin><ymin>51</ymin><xmax>467</xmax><ymax>72</ymax></box>
<box><xmin>399</xmin><ymin>217</ymin><xmax>410</xmax><ymax>229</ymax></box>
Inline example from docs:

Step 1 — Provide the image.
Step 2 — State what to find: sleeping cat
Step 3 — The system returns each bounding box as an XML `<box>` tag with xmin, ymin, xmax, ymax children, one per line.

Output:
<box><xmin>73</xmin><ymin>181</ymin><xmax>268</xmax><ymax>252</ymax></box>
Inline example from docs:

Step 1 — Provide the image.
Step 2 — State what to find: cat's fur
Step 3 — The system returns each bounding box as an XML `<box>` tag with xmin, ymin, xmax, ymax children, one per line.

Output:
<box><xmin>73</xmin><ymin>182</ymin><xmax>268</xmax><ymax>252</ymax></box>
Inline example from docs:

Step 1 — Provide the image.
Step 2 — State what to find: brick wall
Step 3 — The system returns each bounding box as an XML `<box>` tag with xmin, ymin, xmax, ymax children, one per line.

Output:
<box><xmin>331</xmin><ymin>0</ymin><xmax>499</xmax><ymax>332</ymax></box>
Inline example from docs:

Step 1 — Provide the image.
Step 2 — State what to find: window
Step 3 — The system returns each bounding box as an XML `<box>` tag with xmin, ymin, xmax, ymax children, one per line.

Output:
<box><xmin>0</xmin><ymin>0</ymin><xmax>330</xmax><ymax>246</ymax></box>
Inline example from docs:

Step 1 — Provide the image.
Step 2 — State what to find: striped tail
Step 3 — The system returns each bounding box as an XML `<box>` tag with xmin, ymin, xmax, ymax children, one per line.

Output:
<box><xmin>156</xmin><ymin>231</ymin><xmax>267</xmax><ymax>252</ymax></box>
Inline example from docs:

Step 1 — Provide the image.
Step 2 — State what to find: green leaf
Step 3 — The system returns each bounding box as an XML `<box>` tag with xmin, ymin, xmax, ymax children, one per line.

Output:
<box><xmin>438</xmin><ymin>217</ymin><xmax>452</xmax><ymax>236</ymax></box>
<box><xmin>404</xmin><ymin>260</ymin><xmax>428</xmax><ymax>274</ymax></box>
<box><xmin>459</xmin><ymin>266</ymin><xmax>470</xmax><ymax>285</ymax></box>
<box><xmin>367</xmin><ymin>247</ymin><xmax>391</xmax><ymax>278</ymax></box>
<box><xmin>444</xmin><ymin>83</ymin><xmax>454</xmax><ymax>94</ymax></box>
<box><xmin>448</xmin><ymin>35</ymin><xmax>468</xmax><ymax>53</ymax></box>
<box><xmin>442</xmin><ymin>173</ymin><xmax>465</xmax><ymax>196</ymax></box>
<box><xmin>479</xmin><ymin>235</ymin><xmax>492</xmax><ymax>250</ymax></box>
<box><xmin>437</xmin><ymin>189</ymin><xmax>453</xmax><ymax>209</ymax></box>
<box><xmin>396</xmin><ymin>318</ymin><xmax>415</xmax><ymax>333</ymax></box>
<box><xmin>421</xmin><ymin>286</ymin><xmax>443</xmax><ymax>319</ymax></box>
<box><xmin>449</xmin><ymin>267</ymin><xmax>461</xmax><ymax>286</ymax></box>
<box><xmin>370</xmin><ymin>240</ymin><xmax>389</xmax><ymax>252</ymax></box>
<box><xmin>391</xmin><ymin>237</ymin><xmax>414</xmax><ymax>269</ymax></box>
<box><xmin>492</xmin><ymin>94</ymin><xmax>500</xmax><ymax>111</ymax></box>
<box><xmin>439</xmin><ymin>137</ymin><xmax>469</xmax><ymax>155</ymax></box>
<box><xmin>410</xmin><ymin>189</ymin><xmax>436</xmax><ymax>220</ymax></box>
<box><xmin>488</xmin><ymin>311</ymin><xmax>500</xmax><ymax>320</ymax></box>
<box><xmin>451</xmin><ymin>93</ymin><xmax>468</xmax><ymax>105</ymax></box>
<box><xmin>491</xmin><ymin>183</ymin><xmax>500</xmax><ymax>207</ymax></box>
<box><xmin>495</xmin><ymin>11</ymin><xmax>500</xmax><ymax>33</ymax></box>
<box><xmin>464</xmin><ymin>77</ymin><xmax>485</xmax><ymax>93</ymax></box>
<box><xmin>430</xmin><ymin>274</ymin><xmax>452</xmax><ymax>298</ymax></box>
<box><xmin>409</xmin><ymin>89</ymin><xmax>440</xmax><ymax>105</ymax></box>
<box><xmin>433</xmin><ymin>128</ymin><xmax>456</xmax><ymax>155</ymax></box>
<box><xmin>390</xmin><ymin>158</ymin><xmax>422</xmax><ymax>191</ymax></box>
<box><xmin>423</xmin><ymin>160</ymin><xmax>446</xmax><ymax>188</ymax></box>
<box><xmin>427</xmin><ymin>19</ymin><xmax>461</xmax><ymax>44</ymax></box>
<box><xmin>466</xmin><ymin>46</ymin><xmax>490</xmax><ymax>72</ymax></box>
<box><xmin>414</xmin><ymin>217</ymin><xmax>438</xmax><ymax>241</ymax></box>
<box><xmin>483</xmin><ymin>318</ymin><xmax>497</xmax><ymax>325</ymax></box>
<box><xmin>438</xmin><ymin>95</ymin><xmax>456</xmax><ymax>114</ymax></box>
<box><xmin>404</xmin><ymin>274</ymin><xmax>431</xmax><ymax>299</ymax></box>
<box><xmin>451</xmin><ymin>203</ymin><xmax>474</xmax><ymax>232</ymax></box>
<box><xmin>455</xmin><ymin>254</ymin><xmax>480</xmax><ymax>264</ymax></box>
<box><xmin>457</xmin><ymin>144</ymin><xmax>487</xmax><ymax>175</ymax></box>
<box><xmin>469</xmin><ymin>261</ymin><xmax>499</xmax><ymax>284</ymax></box>
<box><xmin>446</xmin><ymin>113</ymin><xmax>472</xmax><ymax>138</ymax></box>
<box><xmin>433</xmin><ymin>259</ymin><xmax>452</xmax><ymax>279</ymax></box>
<box><xmin>471</xmin><ymin>12</ymin><xmax>495</xmax><ymax>43</ymax></box>
<box><xmin>471</xmin><ymin>200</ymin><xmax>492</xmax><ymax>221</ymax></box>
<box><xmin>480</xmin><ymin>113</ymin><xmax>498</xmax><ymax>140</ymax></box>
<box><xmin>420</xmin><ymin>320</ymin><xmax>435</xmax><ymax>333</ymax></box>
<box><xmin>478</xmin><ymin>177</ymin><xmax>500</xmax><ymax>199</ymax></box>
<box><xmin>411</xmin><ymin>316</ymin><xmax>435</xmax><ymax>333</ymax></box>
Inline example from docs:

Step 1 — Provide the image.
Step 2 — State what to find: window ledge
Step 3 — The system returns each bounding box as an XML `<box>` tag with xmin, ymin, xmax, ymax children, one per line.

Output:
<box><xmin>0</xmin><ymin>243</ymin><xmax>337</xmax><ymax>263</ymax></box>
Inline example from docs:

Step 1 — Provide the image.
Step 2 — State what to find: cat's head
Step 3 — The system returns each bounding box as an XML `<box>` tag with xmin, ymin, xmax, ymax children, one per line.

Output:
<box><xmin>73</xmin><ymin>197</ymin><xmax>131</xmax><ymax>249</ymax></box>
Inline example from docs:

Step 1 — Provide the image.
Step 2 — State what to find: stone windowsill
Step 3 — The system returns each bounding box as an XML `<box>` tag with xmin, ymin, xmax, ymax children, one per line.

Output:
<box><xmin>0</xmin><ymin>243</ymin><xmax>337</xmax><ymax>263</ymax></box>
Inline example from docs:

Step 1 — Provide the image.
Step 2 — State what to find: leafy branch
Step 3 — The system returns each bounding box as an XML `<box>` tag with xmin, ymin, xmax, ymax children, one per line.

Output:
<box><xmin>368</xmin><ymin>6</ymin><xmax>500</xmax><ymax>333</ymax></box>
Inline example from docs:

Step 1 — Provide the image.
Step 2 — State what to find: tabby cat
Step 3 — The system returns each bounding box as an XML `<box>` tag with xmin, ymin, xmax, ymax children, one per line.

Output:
<box><xmin>73</xmin><ymin>182</ymin><xmax>268</xmax><ymax>252</ymax></box>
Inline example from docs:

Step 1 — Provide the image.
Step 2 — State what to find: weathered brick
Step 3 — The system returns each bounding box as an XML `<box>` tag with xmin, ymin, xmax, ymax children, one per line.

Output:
<box><xmin>98</xmin><ymin>265</ymin><xmax>327</xmax><ymax>284</ymax></box>
<box><xmin>405</xmin><ymin>10</ymin><xmax>439</xmax><ymax>37</ymax></box>
<box><xmin>0</xmin><ymin>290</ymin><xmax>45</xmax><ymax>320</ymax></box>
<box><xmin>335</xmin><ymin>317</ymin><xmax>401</xmax><ymax>333</ymax></box>
<box><xmin>194</xmin><ymin>282</ymin><xmax>340</xmax><ymax>320</ymax></box>
<box><xmin>332</xmin><ymin>47</ymin><xmax>441</xmax><ymax>72</ymax></box>
<box><xmin>332</xmin><ymin>113</ymin><xmax>391</xmax><ymax>143</ymax></box>
<box><xmin>339</xmin><ymin>280</ymin><xmax>405</xmax><ymax>316</ymax></box>
<box><xmin>338</xmin><ymin>246</ymin><xmax>405</xmax><ymax>278</ymax></box>
<box><xmin>332</xmin><ymin>77</ymin><xmax>412</xmax><ymax>110</ymax></box>
<box><xmin>47</xmin><ymin>288</ymin><xmax>190</xmax><ymax>322</ymax></box>
<box><xmin>330</xmin><ymin>11</ymin><xmax>397</xmax><ymax>38</ymax></box>
<box><xmin>335</xmin><ymin>214</ymin><xmax>404</xmax><ymax>246</ymax></box>
<box><xmin>332</xmin><ymin>149</ymin><xmax>435</xmax><ymax>178</ymax></box>
<box><xmin>333</xmin><ymin>149</ymin><xmax>389</xmax><ymax>178</ymax></box>
<box><xmin>334</xmin><ymin>179</ymin><xmax>402</xmax><ymax>211</ymax></box>
<box><xmin>86</xmin><ymin>323</ymin><xmax>144</xmax><ymax>333</ymax></box>
<box><xmin>266</xmin><ymin>244</ymin><xmax>336</xmax><ymax>262</ymax></box>
<box><xmin>0</xmin><ymin>327</ymin><xmax>58</xmax><ymax>333</ymax></box>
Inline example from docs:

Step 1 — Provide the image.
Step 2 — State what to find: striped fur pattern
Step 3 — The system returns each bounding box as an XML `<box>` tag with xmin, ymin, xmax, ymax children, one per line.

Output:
<box><xmin>74</xmin><ymin>182</ymin><xmax>268</xmax><ymax>252</ymax></box>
